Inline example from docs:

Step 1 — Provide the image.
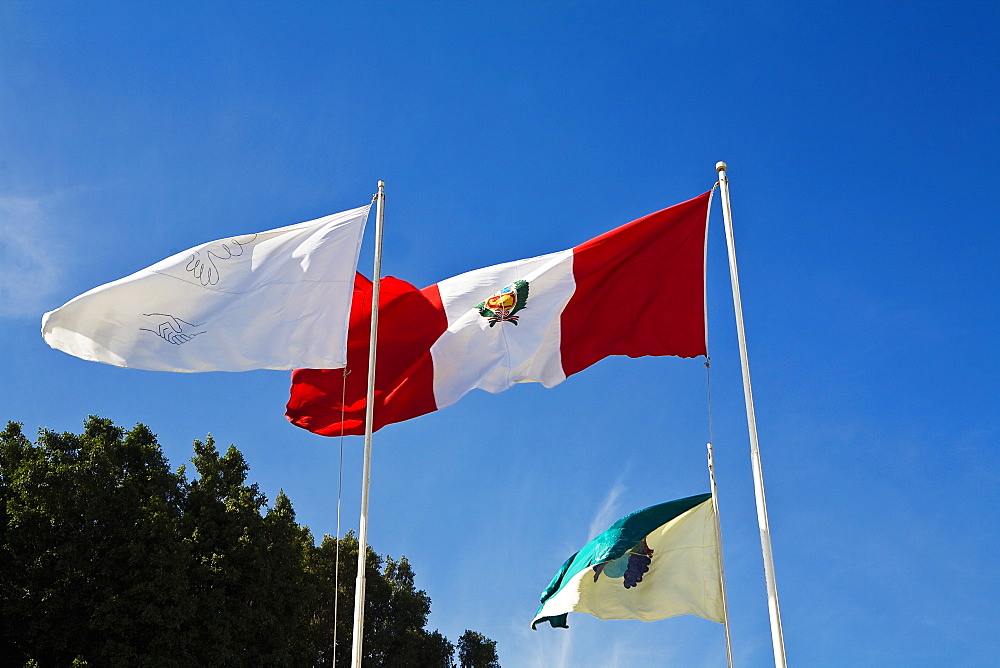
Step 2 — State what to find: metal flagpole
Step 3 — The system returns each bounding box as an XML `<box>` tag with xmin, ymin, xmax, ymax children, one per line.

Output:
<box><xmin>715</xmin><ymin>161</ymin><xmax>787</xmax><ymax>667</ymax></box>
<box><xmin>707</xmin><ymin>442</ymin><xmax>734</xmax><ymax>668</ymax></box>
<box><xmin>350</xmin><ymin>180</ymin><xmax>385</xmax><ymax>668</ymax></box>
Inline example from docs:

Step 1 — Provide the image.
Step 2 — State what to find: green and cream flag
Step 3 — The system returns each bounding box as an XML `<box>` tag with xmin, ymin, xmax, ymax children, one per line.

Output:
<box><xmin>532</xmin><ymin>493</ymin><xmax>725</xmax><ymax>629</ymax></box>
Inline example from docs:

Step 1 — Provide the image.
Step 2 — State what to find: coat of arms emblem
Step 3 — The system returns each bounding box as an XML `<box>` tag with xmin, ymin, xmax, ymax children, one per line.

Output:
<box><xmin>477</xmin><ymin>280</ymin><xmax>529</xmax><ymax>326</ymax></box>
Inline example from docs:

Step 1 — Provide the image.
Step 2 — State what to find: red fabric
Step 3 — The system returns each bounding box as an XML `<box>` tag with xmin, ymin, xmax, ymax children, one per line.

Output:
<box><xmin>285</xmin><ymin>273</ymin><xmax>446</xmax><ymax>436</ymax></box>
<box><xmin>561</xmin><ymin>191</ymin><xmax>710</xmax><ymax>376</ymax></box>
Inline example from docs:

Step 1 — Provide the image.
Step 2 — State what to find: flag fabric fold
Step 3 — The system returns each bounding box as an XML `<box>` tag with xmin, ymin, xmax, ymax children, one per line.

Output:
<box><xmin>286</xmin><ymin>191</ymin><xmax>711</xmax><ymax>435</ymax></box>
<box><xmin>531</xmin><ymin>493</ymin><xmax>725</xmax><ymax>629</ymax></box>
<box><xmin>42</xmin><ymin>204</ymin><xmax>370</xmax><ymax>372</ymax></box>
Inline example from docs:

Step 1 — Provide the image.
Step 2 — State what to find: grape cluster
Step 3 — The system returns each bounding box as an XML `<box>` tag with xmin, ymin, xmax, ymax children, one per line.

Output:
<box><xmin>623</xmin><ymin>552</ymin><xmax>652</xmax><ymax>589</ymax></box>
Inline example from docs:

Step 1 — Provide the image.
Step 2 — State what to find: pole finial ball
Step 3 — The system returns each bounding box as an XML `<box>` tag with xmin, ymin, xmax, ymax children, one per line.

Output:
<box><xmin>715</xmin><ymin>161</ymin><xmax>728</xmax><ymax>172</ymax></box>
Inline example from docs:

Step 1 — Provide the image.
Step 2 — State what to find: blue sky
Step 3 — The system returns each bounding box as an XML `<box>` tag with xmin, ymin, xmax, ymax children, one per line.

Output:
<box><xmin>2</xmin><ymin>2</ymin><xmax>998</xmax><ymax>665</ymax></box>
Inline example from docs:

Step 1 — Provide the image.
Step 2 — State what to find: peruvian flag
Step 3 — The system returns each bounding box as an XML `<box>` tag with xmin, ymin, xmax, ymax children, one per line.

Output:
<box><xmin>286</xmin><ymin>191</ymin><xmax>712</xmax><ymax>436</ymax></box>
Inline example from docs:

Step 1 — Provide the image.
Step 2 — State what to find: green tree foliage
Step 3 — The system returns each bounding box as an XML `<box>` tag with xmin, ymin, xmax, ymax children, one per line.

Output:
<box><xmin>0</xmin><ymin>418</ymin><xmax>190</xmax><ymax>665</ymax></box>
<box><xmin>457</xmin><ymin>630</ymin><xmax>501</xmax><ymax>668</ymax></box>
<box><xmin>0</xmin><ymin>418</ymin><xmax>496</xmax><ymax>667</ymax></box>
<box><xmin>308</xmin><ymin>532</ymin><xmax>454</xmax><ymax>666</ymax></box>
<box><xmin>180</xmin><ymin>437</ymin><xmax>318</xmax><ymax>665</ymax></box>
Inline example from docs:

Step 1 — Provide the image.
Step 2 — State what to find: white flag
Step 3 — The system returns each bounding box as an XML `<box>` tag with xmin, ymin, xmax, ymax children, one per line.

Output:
<box><xmin>41</xmin><ymin>204</ymin><xmax>370</xmax><ymax>372</ymax></box>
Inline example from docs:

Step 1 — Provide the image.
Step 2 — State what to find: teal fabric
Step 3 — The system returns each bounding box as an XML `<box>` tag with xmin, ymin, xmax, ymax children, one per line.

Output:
<box><xmin>532</xmin><ymin>493</ymin><xmax>711</xmax><ymax>630</ymax></box>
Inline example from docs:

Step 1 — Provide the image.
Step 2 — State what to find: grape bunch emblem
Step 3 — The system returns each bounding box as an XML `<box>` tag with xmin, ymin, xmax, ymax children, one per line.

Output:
<box><xmin>591</xmin><ymin>538</ymin><xmax>654</xmax><ymax>589</ymax></box>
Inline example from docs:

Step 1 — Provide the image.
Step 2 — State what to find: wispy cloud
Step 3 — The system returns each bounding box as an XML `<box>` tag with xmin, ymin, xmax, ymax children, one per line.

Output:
<box><xmin>587</xmin><ymin>477</ymin><xmax>627</xmax><ymax>540</ymax></box>
<box><xmin>543</xmin><ymin>478</ymin><xmax>629</xmax><ymax>668</ymax></box>
<box><xmin>0</xmin><ymin>196</ymin><xmax>65</xmax><ymax>319</ymax></box>
<box><xmin>554</xmin><ymin>631</ymin><xmax>573</xmax><ymax>668</ymax></box>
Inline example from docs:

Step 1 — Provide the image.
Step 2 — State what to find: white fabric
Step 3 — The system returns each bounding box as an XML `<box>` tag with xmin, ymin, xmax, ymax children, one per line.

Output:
<box><xmin>533</xmin><ymin>499</ymin><xmax>725</xmax><ymax>625</ymax></box>
<box><xmin>430</xmin><ymin>249</ymin><xmax>575</xmax><ymax>409</ymax></box>
<box><xmin>41</xmin><ymin>204</ymin><xmax>370</xmax><ymax>372</ymax></box>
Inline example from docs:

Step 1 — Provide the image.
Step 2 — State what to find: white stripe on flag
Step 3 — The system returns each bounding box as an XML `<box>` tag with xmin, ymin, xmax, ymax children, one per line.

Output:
<box><xmin>431</xmin><ymin>249</ymin><xmax>574</xmax><ymax>408</ymax></box>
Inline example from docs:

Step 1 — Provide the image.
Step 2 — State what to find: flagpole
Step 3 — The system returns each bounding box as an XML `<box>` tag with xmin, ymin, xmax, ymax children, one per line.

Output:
<box><xmin>707</xmin><ymin>442</ymin><xmax>734</xmax><ymax>668</ymax></box>
<box><xmin>715</xmin><ymin>161</ymin><xmax>787</xmax><ymax>667</ymax></box>
<box><xmin>351</xmin><ymin>179</ymin><xmax>385</xmax><ymax>668</ymax></box>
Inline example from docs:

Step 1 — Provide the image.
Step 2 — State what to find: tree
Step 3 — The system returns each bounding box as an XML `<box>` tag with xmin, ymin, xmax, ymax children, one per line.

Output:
<box><xmin>0</xmin><ymin>418</ymin><xmax>191</xmax><ymax>666</ymax></box>
<box><xmin>180</xmin><ymin>436</ymin><xmax>318</xmax><ymax>665</ymax></box>
<box><xmin>307</xmin><ymin>531</ymin><xmax>455</xmax><ymax>666</ymax></box>
<box><xmin>457</xmin><ymin>630</ymin><xmax>501</xmax><ymax>668</ymax></box>
<box><xmin>0</xmin><ymin>417</ymin><xmax>496</xmax><ymax>666</ymax></box>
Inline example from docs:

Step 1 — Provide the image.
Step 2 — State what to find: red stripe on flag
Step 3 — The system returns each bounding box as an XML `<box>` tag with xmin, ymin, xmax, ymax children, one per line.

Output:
<box><xmin>286</xmin><ymin>273</ymin><xmax>446</xmax><ymax>436</ymax></box>
<box><xmin>560</xmin><ymin>191</ymin><xmax>710</xmax><ymax>377</ymax></box>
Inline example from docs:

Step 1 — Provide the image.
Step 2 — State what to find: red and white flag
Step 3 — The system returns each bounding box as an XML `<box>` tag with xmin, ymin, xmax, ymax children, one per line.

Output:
<box><xmin>286</xmin><ymin>191</ymin><xmax>712</xmax><ymax>436</ymax></box>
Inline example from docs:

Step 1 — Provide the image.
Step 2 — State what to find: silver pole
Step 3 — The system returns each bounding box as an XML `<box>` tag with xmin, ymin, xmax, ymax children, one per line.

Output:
<box><xmin>707</xmin><ymin>442</ymin><xmax>734</xmax><ymax>668</ymax></box>
<box><xmin>350</xmin><ymin>180</ymin><xmax>385</xmax><ymax>668</ymax></box>
<box><xmin>715</xmin><ymin>161</ymin><xmax>787</xmax><ymax>667</ymax></box>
